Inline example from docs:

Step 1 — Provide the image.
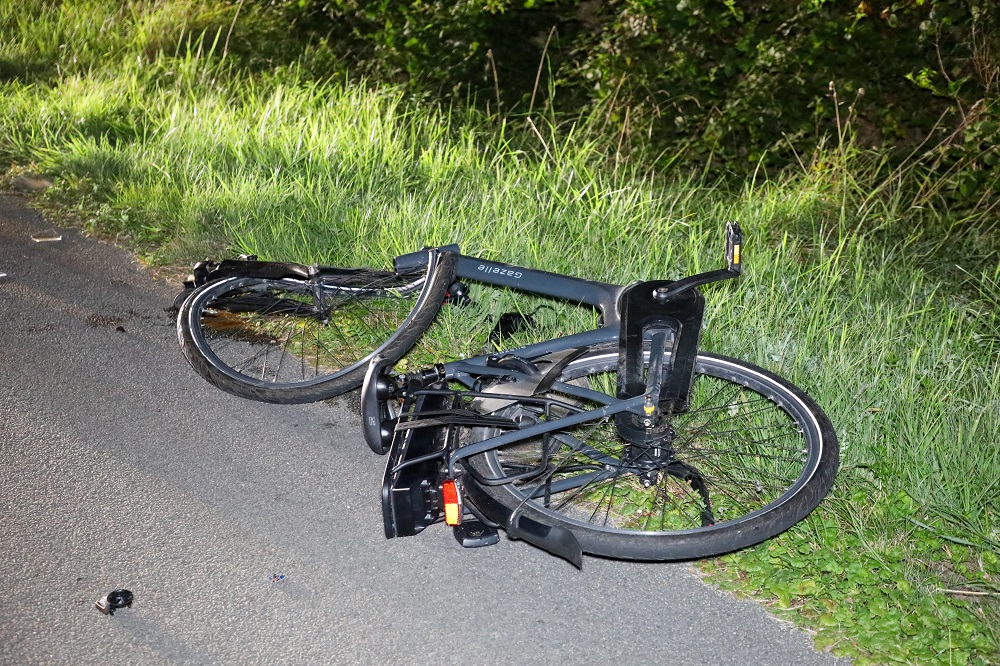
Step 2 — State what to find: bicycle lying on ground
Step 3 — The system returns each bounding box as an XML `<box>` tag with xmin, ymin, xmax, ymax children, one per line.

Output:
<box><xmin>174</xmin><ymin>223</ymin><xmax>838</xmax><ymax>567</ymax></box>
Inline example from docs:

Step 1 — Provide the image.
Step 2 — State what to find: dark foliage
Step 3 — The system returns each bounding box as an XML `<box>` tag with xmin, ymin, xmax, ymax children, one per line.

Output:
<box><xmin>259</xmin><ymin>1</ymin><xmax>997</xmax><ymax>194</ymax></box>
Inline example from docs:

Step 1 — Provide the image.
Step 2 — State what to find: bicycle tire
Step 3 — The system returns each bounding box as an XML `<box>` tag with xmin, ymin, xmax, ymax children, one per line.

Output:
<box><xmin>463</xmin><ymin>346</ymin><xmax>838</xmax><ymax>561</ymax></box>
<box><xmin>176</xmin><ymin>251</ymin><xmax>456</xmax><ymax>404</ymax></box>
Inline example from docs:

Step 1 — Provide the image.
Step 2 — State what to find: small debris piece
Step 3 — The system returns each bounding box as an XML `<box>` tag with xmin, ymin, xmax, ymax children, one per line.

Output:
<box><xmin>31</xmin><ymin>230</ymin><xmax>62</xmax><ymax>243</ymax></box>
<box><xmin>95</xmin><ymin>589</ymin><xmax>133</xmax><ymax>616</ymax></box>
<box><xmin>85</xmin><ymin>313</ymin><xmax>125</xmax><ymax>328</ymax></box>
<box><xmin>10</xmin><ymin>175</ymin><xmax>53</xmax><ymax>193</ymax></box>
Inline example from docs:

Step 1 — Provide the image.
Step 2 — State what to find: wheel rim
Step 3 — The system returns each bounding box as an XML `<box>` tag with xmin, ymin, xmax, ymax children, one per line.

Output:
<box><xmin>473</xmin><ymin>351</ymin><xmax>829</xmax><ymax>538</ymax></box>
<box><xmin>186</xmin><ymin>276</ymin><xmax>425</xmax><ymax>390</ymax></box>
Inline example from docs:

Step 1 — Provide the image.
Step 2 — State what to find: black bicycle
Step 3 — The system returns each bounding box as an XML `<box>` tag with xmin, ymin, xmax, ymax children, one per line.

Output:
<box><xmin>175</xmin><ymin>223</ymin><xmax>838</xmax><ymax>567</ymax></box>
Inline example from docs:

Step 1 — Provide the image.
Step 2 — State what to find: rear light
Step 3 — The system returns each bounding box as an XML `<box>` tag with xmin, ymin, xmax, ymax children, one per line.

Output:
<box><xmin>442</xmin><ymin>479</ymin><xmax>463</xmax><ymax>526</ymax></box>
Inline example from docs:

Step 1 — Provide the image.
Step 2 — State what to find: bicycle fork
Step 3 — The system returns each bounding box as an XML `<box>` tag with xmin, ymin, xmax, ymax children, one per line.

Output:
<box><xmin>613</xmin><ymin>222</ymin><xmax>741</xmax><ymax>493</ymax></box>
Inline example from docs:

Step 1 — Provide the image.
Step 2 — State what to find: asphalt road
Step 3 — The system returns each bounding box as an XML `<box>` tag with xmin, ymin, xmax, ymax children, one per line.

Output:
<box><xmin>0</xmin><ymin>194</ymin><xmax>849</xmax><ymax>665</ymax></box>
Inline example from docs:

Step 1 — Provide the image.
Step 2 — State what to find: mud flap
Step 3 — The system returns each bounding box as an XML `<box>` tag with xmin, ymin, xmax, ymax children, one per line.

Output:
<box><xmin>508</xmin><ymin>513</ymin><xmax>584</xmax><ymax>569</ymax></box>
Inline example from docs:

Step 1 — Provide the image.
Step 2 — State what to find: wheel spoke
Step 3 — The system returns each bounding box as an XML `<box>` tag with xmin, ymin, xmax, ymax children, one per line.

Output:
<box><xmin>196</xmin><ymin>281</ymin><xmax>421</xmax><ymax>385</ymax></box>
<box><xmin>466</xmin><ymin>348</ymin><xmax>837</xmax><ymax>559</ymax></box>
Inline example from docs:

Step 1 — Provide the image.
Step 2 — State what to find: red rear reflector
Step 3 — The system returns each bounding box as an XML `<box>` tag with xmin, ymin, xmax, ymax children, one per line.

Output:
<box><xmin>442</xmin><ymin>479</ymin><xmax>463</xmax><ymax>526</ymax></box>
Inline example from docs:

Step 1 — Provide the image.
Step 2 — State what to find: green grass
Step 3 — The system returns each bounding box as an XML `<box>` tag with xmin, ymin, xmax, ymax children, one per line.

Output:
<box><xmin>2</xmin><ymin>2</ymin><xmax>999</xmax><ymax>662</ymax></box>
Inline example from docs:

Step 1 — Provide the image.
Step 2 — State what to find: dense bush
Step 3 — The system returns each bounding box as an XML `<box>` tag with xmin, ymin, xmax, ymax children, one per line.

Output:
<box><xmin>266</xmin><ymin>0</ymin><xmax>998</xmax><ymax>197</ymax></box>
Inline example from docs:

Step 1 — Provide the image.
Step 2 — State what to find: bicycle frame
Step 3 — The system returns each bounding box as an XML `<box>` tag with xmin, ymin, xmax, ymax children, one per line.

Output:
<box><xmin>372</xmin><ymin>223</ymin><xmax>743</xmax><ymax>565</ymax></box>
<box><xmin>178</xmin><ymin>221</ymin><xmax>837</xmax><ymax>567</ymax></box>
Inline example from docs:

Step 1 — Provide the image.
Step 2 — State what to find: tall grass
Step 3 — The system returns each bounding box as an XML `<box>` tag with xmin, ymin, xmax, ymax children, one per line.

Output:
<box><xmin>2</xmin><ymin>1</ymin><xmax>998</xmax><ymax>659</ymax></box>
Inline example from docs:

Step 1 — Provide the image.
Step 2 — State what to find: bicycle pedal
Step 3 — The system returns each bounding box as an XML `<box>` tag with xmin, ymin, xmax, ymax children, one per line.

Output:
<box><xmin>452</xmin><ymin>520</ymin><xmax>500</xmax><ymax>548</ymax></box>
<box><xmin>725</xmin><ymin>221</ymin><xmax>742</xmax><ymax>273</ymax></box>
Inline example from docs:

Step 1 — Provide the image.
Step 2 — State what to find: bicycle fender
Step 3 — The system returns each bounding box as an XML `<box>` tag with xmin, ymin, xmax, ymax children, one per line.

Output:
<box><xmin>508</xmin><ymin>513</ymin><xmax>583</xmax><ymax>569</ymax></box>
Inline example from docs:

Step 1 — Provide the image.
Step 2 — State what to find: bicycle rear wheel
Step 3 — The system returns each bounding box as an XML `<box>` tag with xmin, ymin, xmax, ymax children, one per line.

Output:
<box><xmin>463</xmin><ymin>347</ymin><xmax>838</xmax><ymax>561</ymax></box>
<box><xmin>177</xmin><ymin>252</ymin><xmax>455</xmax><ymax>404</ymax></box>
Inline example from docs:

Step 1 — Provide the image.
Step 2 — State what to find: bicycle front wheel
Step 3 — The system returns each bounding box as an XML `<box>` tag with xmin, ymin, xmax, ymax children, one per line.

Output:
<box><xmin>177</xmin><ymin>253</ymin><xmax>455</xmax><ymax>404</ymax></box>
<box><xmin>464</xmin><ymin>347</ymin><xmax>838</xmax><ymax>561</ymax></box>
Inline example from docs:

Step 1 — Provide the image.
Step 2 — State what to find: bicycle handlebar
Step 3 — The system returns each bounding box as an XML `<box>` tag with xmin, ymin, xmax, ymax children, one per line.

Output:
<box><xmin>394</xmin><ymin>244</ymin><xmax>461</xmax><ymax>273</ymax></box>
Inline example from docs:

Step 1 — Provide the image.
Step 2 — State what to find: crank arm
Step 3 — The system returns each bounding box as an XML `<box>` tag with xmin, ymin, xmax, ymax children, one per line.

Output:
<box><xmin>644</xmin><ymin>222</ymin><xmax>743</xmax><ymax>303</ymax></box>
